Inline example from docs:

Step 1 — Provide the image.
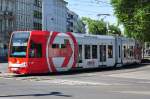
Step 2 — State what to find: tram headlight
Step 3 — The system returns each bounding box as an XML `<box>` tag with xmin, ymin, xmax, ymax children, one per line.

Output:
<box><xmin>9</xmin><ymin>62</ymin><xmax>27</xmax><ymax>68</ymax></box>
<box><xmin>18</xmin><ymin>62</ymin><xmax>27</xmax><ymax>67</ymax></box>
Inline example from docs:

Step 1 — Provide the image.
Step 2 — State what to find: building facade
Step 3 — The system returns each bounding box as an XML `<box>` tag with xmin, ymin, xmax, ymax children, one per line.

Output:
<box><xmin>0</xmin><ymin>0</ymin><xmax>42</xmax><ymax>47</ymax></box>
<box><xmin>42</xmin><ymin>0</ymin><xmax>67</xmax><ymax>32</ymax></box>
<box><xmin>0</xmin><ymin>0</ymin><xmax>85</xmax><ymax>57</ymax></box>
<box><xmin>0</xmin><ymin>0</ymin><xmax>14</xmax><ymax>45</ymax></box>
<box><xmin>0</xmin><ymin>0</ymin><xmax>68</xmax><ymax>53</ymax></box>
<box><xmin>67</xmin><ymin>9</ymin><xmax>86</xmax><ymax>33</ymax></box>
<box><xmin>15</xmin><ymin>0</ymin><xmax>42</xmax><ymax>31</ymax></box>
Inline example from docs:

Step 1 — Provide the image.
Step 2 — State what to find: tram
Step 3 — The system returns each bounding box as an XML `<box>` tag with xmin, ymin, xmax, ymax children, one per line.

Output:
<box><xmin>8</xmin><ymin>30</ymin><xmax>142</xmax><ymax>74</ymax></box>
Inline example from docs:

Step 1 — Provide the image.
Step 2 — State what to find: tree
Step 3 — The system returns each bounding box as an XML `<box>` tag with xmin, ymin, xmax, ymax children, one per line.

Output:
<box><xmin>111</xmin><ymin>0</ymin><xmax>150</xmax><ymax>42</ymax></box>
<box><xmin>76</xmin><ymin>19</ymin><xmax>86</xmax><ymax>33</ymax></box>
<box><xmin>108</xmin><ymin>24</ymin><xmax>121</xmax><ymax>36</ymax></box>
<box><xmin>82</xmin><ymin>17</ymin><xmax>107</xmax><ymax>35</ymax></box>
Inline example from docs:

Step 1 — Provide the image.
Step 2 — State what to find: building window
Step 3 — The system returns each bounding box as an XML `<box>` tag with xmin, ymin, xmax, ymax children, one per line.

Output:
<box><xmin>108</xmin><ymin>45</ymin><xmax>113</xmax><ymax>58</ymax></box>
<box><xmin>34</xmin><ymin>22</ymin><xmax>42</xmax><ymax>30</ymax></box>
<box><xmin>34</xmin><ymin>0</ymin><xmax>42</xmax><ymax>7</ymax></box>
<box><xmin>85</xmin><ymin>45</ymin><xmax>91</xmax><ymax>59</ymax></box>
<box><xmin>70</xmin><ymin>15</ymin><xmax>73</xmax><ymax>19</ymax></box>
<box><xmin>70</xmin><ymin>22</ymin><xmax>73</xmax><ymax>27</ymax></box>
<box><xmin>34</xmin><ymin>11</ymin><xmax>42</xmax><ymax>19</ymax></box>
<box><xmin>92</xmin><ymin>45</ymin><xmax>97</xmax><ymax>59</ymax></box>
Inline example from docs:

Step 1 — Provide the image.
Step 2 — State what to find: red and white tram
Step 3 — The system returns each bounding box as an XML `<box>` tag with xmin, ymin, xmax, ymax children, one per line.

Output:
<box><xmin>8</xmin><ymin>30</ymin><xmax>142</xmax><ymax>74</ymax></box>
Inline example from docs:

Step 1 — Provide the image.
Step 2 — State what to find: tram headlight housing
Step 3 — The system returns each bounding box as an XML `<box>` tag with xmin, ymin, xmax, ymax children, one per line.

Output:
<box><xmin>9</xmin><ymin>62</ymin><xmax>27</xmax><ymax>68</ymax></box>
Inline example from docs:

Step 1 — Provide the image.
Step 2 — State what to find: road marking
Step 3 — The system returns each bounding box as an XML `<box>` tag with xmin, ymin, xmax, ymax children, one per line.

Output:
<box><xmin>0</xmin><ymin>73</ymin><xmax>15</xmax><ymax>77</ymax></box>
<box><xmin>115</xmin><ymin>91</ymin><xmax>150</xmax><ymax>95</ymax></box>
<box><xmin>0</xmin><ymin>73</ymin><xmax>130</xmax><ymax>86</ymax></box>
<box><xmin>108</xmin><ymin>71</ymin><xmax>150</xmax><ymax>80</ymax></box>
<box><xmin>138</xmin><ymin>81</ymin><xmax>150</xmax><ymax>84</ymax></box>
<box><xmin>0</xmin><ymin>74</ymin><xmax>112</xmax><ymax>85</ymax></box>
<box><xmin>40</xmin><ymin>79</ymin><xmax>111</xmax><ymax>86</ymax></box>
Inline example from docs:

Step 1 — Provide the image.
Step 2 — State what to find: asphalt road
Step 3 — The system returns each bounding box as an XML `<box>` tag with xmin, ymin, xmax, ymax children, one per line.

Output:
<box><xmin>0</xmin><ymin>63</ymin><xmax>150</xmax><ymax>99</ymax></box>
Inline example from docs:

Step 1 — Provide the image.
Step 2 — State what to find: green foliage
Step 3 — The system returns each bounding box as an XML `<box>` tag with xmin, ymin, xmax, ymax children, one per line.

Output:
<box><xmin>108</xmin><ymin>24</ymin><xmax>121</xmax><ymax>36</ymax></box>
<box><xmin>111</xmin><ymin>0</ymin><xmax>150</xmax><ymax>41</ymax></box>
<box><xmin>82</xmin><ymin>17</ymin><xmax>121</xmax><ymax>36</ymax></box>
<box><xmin>82</xmin><ymin>17</ymin><xmax>107</xmax><ymax>35</ymax></box>
<box><xmin>76</xmin><ymin>20</ymin><xmax>85</xmax><ymax>33</ymax></box>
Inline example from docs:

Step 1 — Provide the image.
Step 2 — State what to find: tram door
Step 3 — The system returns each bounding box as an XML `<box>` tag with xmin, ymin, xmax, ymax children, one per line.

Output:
<box><xmin>28</xmin><ymin>40</ymin><xmax>44</xmax><ymax>73</ymax></box>
<box><xmin>99</xmin><ymin>45</ymin><xmax>107</xmax><ymax>66</ymax></box>
<box><xmin>118</xmin><ymin>38</ymin><xmax>122</xmax><ymax>64</ymax></box>
<box><xmin>115</xmin><ymin>37</ymin><xmax>122</xmax><ymax>64</ymax></box>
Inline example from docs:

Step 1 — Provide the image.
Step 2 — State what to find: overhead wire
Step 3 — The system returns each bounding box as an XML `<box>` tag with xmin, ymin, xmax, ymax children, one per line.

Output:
<box><xmin>66</xmin><ymin>0</ymin><xmax>112</xmax><ymax>7</ymax></box>
<box><xmin>66</xmin><ymin>0</ymin><xmax>117</xmax><ymax>24</ymax></box>
<box><xmin>67</xmin><ymin>0</ymin><xmax>113</xmax><ymax>16</ymax></box>
<box><xmin>69</xmin><ymin>7</ymin><xmax>113</xmax><ymax>15</ymax></box>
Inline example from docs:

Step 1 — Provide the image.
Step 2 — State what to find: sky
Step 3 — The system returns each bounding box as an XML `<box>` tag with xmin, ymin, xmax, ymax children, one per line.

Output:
<box><xmin>65</xmin><ymin>0</ymin><xmax>118</xmax><ymax>25</ymax></box>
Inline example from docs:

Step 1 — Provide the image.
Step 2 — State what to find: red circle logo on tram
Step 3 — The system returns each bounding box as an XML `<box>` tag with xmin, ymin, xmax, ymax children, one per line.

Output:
<box><xmin>47</xmin><ymin>32</ymin><xmax>78</xmax><ymax>72</ymax></box>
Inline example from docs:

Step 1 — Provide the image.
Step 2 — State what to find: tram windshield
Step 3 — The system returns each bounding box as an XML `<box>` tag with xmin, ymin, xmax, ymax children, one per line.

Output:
<box><xmin>10</xmin><ymin>32</ymin><xmax>30</xmax><ymax>58</ymax></box>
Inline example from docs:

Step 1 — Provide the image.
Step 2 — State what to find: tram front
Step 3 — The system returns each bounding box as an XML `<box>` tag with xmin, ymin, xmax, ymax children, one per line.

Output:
<box><xmin>8</xmin><ymin>31</ymin><xmax>30</xmax><ymax>74</ymax></box>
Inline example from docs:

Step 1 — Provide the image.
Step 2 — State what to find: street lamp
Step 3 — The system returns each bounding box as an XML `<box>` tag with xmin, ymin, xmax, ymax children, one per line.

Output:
<box><xmin>97</xmin><ymin>14</ymin><xmax>110</xmax><ymax>18</ymax></box>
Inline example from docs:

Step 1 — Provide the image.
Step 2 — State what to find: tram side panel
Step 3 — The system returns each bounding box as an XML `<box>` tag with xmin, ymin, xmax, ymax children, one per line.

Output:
<box><xmin>79</xmin><ymin>37</ymin><xmax>99</xmax><ymax>69</ymax></box>
<box><xmin>134</xmin><ymin>41</ymin><xmax>142</xmax><ymax>64</ymax></box>
<box><xmin>46</xmin><ymin>32</ymin><xmax>79</xmax><ymax>72</ymax></box>
<box><xmin>8</xmin><ymin>31</ymin><xmax>142</xmax><ymax>74</ymax></box>
<box><xmin>104</xmin><ymin>39</ymin><xmax>116</xmax><ymax>67</ymax></box>
<box><xmin>122</xmin><ymin>38</ymin><xmax>130</xmax><ymax>65</ymax></box>
<box><xmin>79</xmin><ymin>36</ymin><xmax>116</xmax><ymax>69</ymax></box>
<box><xmin>27</xmin><ymin>31</ymin><xmax>49</xmax><ymax>74</ymax></box>
<box><xmin>121</xmin><ymin>38</ymin><xmax>141</xmax><ymax>65</ymax></box>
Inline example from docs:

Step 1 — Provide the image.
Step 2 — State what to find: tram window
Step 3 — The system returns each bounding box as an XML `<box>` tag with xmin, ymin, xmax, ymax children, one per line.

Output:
<box><xmin>100</xmin><ymin>45</ymin><xmax>102</xmax><ymax>62</ymax></box>
<box><xmin>119</xmin><ymin>46</ymin><xmax>121</xmax><ymax>58</ymax></box>
<box><xmin>108</xmin><ymin>45</ymin><xmax>113</xmax><ymax>58</ymax></box>
<box><xmin>130</xmin><ymin>46</ymin><xmax>134</xmax><ymax>57</ymax></box>
<box><xmin>85</xmin><ymin>45</ymin><xmax>91</xmax><ymax>59</ymax></box>
<box><xmin>124</xmin><ymin>46</ymin><xmax>126</xmax><ymax>58</ymax></box>
<box><xmin>61</xmin><ymin>44</ymin><xmax>66</xmax><ymax>49</ymax></box>
<box><xmin>52</xmin><ymin>44</ymin><xmax>59</xmax><ymax>48</ymax></box>
<box><xmin>92</xmin><ymin>45</ymin><xmax>97</xmax><ymax>58</ymax></box>
<box><xmin>29</xmin><ymin>41</ymin><xmax>42</xmax><ymax>58</ymax></box>
<box><xmin>100</xmin><ymin>45</ymin><xmax>106</xmax><ymax>62</ymax></box>
<box><xmin>127</xmin><ymin>47</ymin><xmax>130</xmax><ymax>58</ymax></box>
<box><xmin>128</xmin><ymin>46</ymin><xmax>131</xmax><ymax>58</ymax></box>
<box><xmin>78</xmin><ymin>45</ymin><xmax>82</xmax><ymax>63</ymax></box>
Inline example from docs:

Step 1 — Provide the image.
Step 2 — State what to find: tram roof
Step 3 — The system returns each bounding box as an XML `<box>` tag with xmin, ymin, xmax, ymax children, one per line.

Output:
<box><xmin>69</xmin><ymin>32</ymin><xmax>116</xmax><ymax>40</ymax></box>
<box><xmin>12</xmin><ymin>31</ymin><xmax>135</xmax><ymax>41</ymax></box>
